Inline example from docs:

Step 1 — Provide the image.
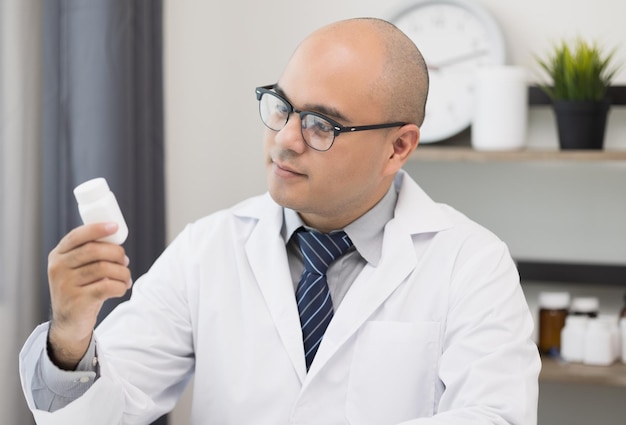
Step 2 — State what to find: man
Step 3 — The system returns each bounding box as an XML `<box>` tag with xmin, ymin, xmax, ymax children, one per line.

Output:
<box><xmin>20</xmin><ymin>18</ymin><xmax>540</xmax><ymax>424</ymax></box>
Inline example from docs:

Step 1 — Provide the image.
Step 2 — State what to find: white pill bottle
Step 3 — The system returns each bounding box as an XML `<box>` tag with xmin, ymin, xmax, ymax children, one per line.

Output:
<box><xmin>73</xmin><ymin>177</ymin><xmax>128</xmax><ymax>245</ymax></box>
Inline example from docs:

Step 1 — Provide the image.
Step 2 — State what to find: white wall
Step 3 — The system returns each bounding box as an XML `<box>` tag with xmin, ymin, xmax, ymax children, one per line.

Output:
<box><xmin>164</xmin><ymin>0</ymin><xmax>626</xmax><ymax>240</ymax></box>
<box><xmin>163</xmin><ymin>1</ymin><xmax>626</xmax><ymax>423</ymax></box>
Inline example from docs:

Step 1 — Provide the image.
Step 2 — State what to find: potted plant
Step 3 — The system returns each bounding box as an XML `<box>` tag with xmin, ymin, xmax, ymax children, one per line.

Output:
<box><xmin>536</xmin><ymin>39</ymin><xmax>620</xmax><ymax>150</ymax></box>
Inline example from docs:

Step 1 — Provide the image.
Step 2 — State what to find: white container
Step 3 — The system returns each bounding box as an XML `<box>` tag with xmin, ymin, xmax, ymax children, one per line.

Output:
<box><xmin>598</xmin><ymin>315</ymin><xmax>621</xmax><ymax>362</ymax></box>
<box><xmin>471</xmin><ymin>66</ymin><xmax>528</xmax><ymax>151</ymax></box>
<box><xmin>73</xmin><ymin>177</ymin><xmax>128</xmax><ymax>245</ymax></box>
<box><xmin>583</xmin><ymin>318</ymin><xmax>614</xmax><ymax>365</ymax></box>
<box><xmin>560</xmin><ymin>315</ymin><xmax>588</xmax><ymax>362</ymax></box>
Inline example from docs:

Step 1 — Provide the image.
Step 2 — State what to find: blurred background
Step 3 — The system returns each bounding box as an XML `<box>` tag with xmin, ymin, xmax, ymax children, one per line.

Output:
<box><xmin>2</xmin><ymin>0</ymin><xmax>626</xmax><ymax>424</ymax></box>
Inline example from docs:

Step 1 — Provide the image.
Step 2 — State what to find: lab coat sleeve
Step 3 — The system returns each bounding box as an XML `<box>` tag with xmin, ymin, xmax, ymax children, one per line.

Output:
<box><xmin>19</xmin><ymin>323</ymin><xmax>125</xmax><ymax>425</ymax></box>
<box><xmin>32</xmin><ymin>332</ymin><xmax>98</xmax><ymax>412</ymax></box>
<box><xmin>19</xmin><ymin>227</ymin><xmax>197</xmax><ymax>425</ymax></box>
<box><xmin>401</xmin><ymin>241</ymin><xmax>540</xmax><ymax>425</ymax></box>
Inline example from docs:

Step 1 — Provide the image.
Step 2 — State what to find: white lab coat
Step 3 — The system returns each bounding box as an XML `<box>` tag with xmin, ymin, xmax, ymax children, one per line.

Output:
<box><xmin>20</xmin><ymin>171</ymin><xmax>540</xmax><ymax>425</ymax></box>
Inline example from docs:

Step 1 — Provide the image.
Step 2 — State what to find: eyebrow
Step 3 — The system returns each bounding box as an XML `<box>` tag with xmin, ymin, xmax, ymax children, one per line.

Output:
<box><xmin>274</xmin><ymin>84</ymin><xmax>351</xmax><ymax>124</ymax></box>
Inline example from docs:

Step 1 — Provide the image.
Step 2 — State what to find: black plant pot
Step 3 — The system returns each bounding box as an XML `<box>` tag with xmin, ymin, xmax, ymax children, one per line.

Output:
<box><xmin>553</xmin><ymin>99</ymin><xmax>610</xmax><ymax>150</ymax></box>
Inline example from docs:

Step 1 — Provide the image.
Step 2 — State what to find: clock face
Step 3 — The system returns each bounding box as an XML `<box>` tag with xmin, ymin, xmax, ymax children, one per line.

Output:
<box><xmin>391</xmin><ymin>0</ymin><xmax>506</xmax><ymax>143</ymax></box>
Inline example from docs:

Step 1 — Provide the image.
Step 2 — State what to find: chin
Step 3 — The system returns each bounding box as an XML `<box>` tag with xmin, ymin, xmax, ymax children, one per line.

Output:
<box><xmin>268</xmin><ymin>186</ymin><xmax>307</xmax><ymax>212</ymax></box>
<box><xmin>267</xmin><ymin>185</ymin><xmax>291</xmax><ymax>208</ymax></box>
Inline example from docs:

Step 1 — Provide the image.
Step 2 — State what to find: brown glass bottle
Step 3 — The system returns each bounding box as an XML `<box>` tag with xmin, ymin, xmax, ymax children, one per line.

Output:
<box><xmin>538</xmin><ymin>292</ymin><xmax>570</xmax><ymax>356</ymax></box>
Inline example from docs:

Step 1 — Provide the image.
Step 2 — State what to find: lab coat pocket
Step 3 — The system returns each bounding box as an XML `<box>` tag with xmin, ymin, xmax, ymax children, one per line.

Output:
<box><xmin>346</xmin><ymin>320</ymin><xmax>440</xmax><ymax>425</ymax></box>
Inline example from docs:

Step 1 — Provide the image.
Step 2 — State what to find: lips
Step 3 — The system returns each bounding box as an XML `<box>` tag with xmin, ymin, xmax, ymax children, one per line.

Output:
<box><xmin>271</xmin><ymin>159</ymin><xmax>305</xmax><ymax>178</ymax></box>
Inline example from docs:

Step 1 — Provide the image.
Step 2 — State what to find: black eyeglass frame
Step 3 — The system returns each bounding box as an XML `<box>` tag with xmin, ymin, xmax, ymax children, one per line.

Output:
<box><xmin>255</xmin><ymin>84</ymin><xmax>407</xmax><ymax>151</ymax></box>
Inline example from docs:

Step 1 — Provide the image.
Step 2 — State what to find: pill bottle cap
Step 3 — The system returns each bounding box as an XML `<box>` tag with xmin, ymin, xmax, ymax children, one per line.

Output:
<box><xmin>571</xmin><ymin>297</ymin><xmax>599</xmax><ymax>313</ymax></box>
<box><xmin>74</xmin><ymin>178</ymin><xmax>110</xmax><ymax>204</ymax></box>
<box><xmin>538</xmin><ymin>291</ymin><xmax>570</xmax><ymax>309</ymax></box>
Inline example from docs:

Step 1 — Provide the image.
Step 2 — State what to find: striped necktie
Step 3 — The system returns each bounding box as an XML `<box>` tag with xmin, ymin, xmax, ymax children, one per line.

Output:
<box><xmin>296</xmin><ymin>229</ymin><xmax>353</xmax><ymax>370</ymax></box>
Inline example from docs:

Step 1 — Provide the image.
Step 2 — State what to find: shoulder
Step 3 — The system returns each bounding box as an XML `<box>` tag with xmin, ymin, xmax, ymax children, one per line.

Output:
<box><xmin>397</xmin><ymin>170</ymin><xmax>504</xmax><ymax>246</ymax></box>
<box><xmin>172</xmin><ymin>192</ymin><xmax>282</xmax><ymax>248</ymax></box>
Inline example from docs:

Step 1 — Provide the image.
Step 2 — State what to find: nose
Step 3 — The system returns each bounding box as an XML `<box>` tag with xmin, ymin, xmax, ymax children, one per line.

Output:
<box><xmin>273</xmin><ymin>112</ymin><xmax>307</xmax><ymax>153</ymax></box>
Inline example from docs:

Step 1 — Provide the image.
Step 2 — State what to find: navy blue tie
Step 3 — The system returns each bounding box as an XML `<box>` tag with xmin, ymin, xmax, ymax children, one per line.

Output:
<box><xmin>296</xmin><ymin>229</ymin><xmax>353</xmax><ymax>370</ymax></box>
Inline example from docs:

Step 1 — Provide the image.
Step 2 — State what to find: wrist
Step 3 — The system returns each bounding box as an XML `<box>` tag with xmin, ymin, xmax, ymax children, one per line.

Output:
<box><xmin>47</xmin><ymin>323</ymin><xmax>93</xmax><ymax>370</ymax></box>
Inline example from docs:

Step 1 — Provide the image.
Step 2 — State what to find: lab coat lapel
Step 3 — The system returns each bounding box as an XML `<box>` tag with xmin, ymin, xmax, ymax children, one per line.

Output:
<box><xmin>306</xmin><ymin>219</ymin><xmax>417</xmax><ymax>379</ymax></box>
<box><xmin>237</xmin><ymin>195</ymin><xmax>308</xmax><ymax>383</ymax></box>
<box><xmin>306</xmin><ymin>171</ymin><xmax>453</xmax><ymax>380</ymax></box>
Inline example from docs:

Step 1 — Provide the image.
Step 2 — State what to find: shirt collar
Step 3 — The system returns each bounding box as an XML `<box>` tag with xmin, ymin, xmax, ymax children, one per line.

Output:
<box><xmin>281</xmin><ymin>183</ymin><xmax>398</xmax><ymax>267</ymax></box>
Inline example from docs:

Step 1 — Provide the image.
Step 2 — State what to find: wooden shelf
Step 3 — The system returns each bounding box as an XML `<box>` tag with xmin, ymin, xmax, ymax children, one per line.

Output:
<box><xmin>410</xmin><ymin>146</ymin><xmax>626</xmax><ymax>162</ymax></box>
<box><xmin>540</xmin><ymin>356</ymin><xmax>626</xmax><ymax>387</ymax></box>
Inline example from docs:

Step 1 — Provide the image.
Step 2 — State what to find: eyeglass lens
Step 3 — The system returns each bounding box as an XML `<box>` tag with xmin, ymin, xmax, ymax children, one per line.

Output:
<box><xmin>259</xmin><ymin>91</ymin><xmax>335</xmax><ymax>151</ymax></box>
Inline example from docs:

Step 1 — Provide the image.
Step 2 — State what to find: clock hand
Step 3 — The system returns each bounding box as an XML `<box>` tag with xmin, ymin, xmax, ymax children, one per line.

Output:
<box><xmin>427</xmin><ymin>49</ymin><xmax>490</xmax><ymax>71</ymax></box>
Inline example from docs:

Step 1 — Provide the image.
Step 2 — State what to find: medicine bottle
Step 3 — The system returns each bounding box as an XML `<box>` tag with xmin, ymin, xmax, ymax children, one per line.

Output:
<box><xmin>538</xmin><ymin>291</ymin><xmax>570</xmax><ymax>356</ymax></box>
<box><xmin>583</xmin><ymin>318</ymin><xmax>614</xmax><ymax>366</ymax></box>
<box><xmin>561</xmin><ymin>315</ymin><xmax>588</xmax><ymax>362</ymax></box>
<box><xmin>570</xmin><ymin>297</ymin><xmax>599</xmax><ymax>318</ymax></box>
<box><xmin>597</xmin><ymin>315</ymin><xmax>620</xmax><ymax>362</ymax></box>
<box><xmin>73</xmin><ymin>177</ymin><xmax>128</xmax><ymax>245</ymax></box>
<box><xmin>619</xmin><ymin>292</ymin><xmax>626</xmax><ymax>319</ymax></box>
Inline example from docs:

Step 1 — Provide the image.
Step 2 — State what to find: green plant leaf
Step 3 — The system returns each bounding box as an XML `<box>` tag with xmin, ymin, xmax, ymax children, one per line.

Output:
<box><xmin>535</xmin><ymin>38</ymin><xmax>621</xmax><ymax>101</ymax></box>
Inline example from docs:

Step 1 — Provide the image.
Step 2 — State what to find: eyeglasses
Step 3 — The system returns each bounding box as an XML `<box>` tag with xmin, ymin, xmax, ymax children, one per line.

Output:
<box><xmin>255</xmin><ymin>84</ymin><xmax>407</xmax><ymax>152</ymax></box>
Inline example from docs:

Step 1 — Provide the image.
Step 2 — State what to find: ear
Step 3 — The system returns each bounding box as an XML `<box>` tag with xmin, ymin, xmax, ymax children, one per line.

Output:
<box><xmin>384</xmin><ymin>124</ymin><xmax>420</xmax><ymax>175</ymax></box>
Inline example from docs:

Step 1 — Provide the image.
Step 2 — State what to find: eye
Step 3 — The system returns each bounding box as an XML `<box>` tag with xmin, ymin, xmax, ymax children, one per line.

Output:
<box><xmin>303</xmin><ymin>114</ymin><xmax>334</xmax><ymax>134</ymax></box>
<box><xmin>274</xmin><ymin>100</ymin><xmax>290</xmax><ymax>115</ymax></box>
<box><xmin>264</xmin><ymin>93</ymin><xmax>290</xmax><ymax>117</ymax></box>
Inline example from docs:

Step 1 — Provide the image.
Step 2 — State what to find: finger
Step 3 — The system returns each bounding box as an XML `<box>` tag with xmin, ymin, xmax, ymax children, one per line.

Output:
<box><xmin>56</xmin><ymin>223</ymin><xmax>119</xmax><ymax>254</ymax></box>
<box><xmin>61</xmin><ymin>241</ymin><xmax>129</xmax><ymax>269</ymax></box>
<box><xmin>73</xmin><ymin>260</ymin><xmax>132</xmax><ymax>288</ymax></box>
<box><xmin>84</xmin><ymin>277</ymin><xmax>132</xmax><ymax>300</ymax></box>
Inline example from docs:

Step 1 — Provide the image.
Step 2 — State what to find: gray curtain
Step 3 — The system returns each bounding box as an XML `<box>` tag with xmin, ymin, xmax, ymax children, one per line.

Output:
<box><xmin>41</xmin><ymin>1</ymin><xmax>166</xmax><ymax>423</ymax></box>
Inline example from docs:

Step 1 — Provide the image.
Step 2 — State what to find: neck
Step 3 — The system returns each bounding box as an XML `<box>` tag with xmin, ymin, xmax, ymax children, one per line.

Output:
<box><xmin>299</xmin><ymin>178</ymin><xmax>395</xmax><ymax>233</ymax></box>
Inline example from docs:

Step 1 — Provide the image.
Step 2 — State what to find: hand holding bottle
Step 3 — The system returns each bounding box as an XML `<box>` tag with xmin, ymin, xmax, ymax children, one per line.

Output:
<box><xmin>47</xmin><ymin>223</ymin><xmax>132</xmax><ymax>369</ymax></box>
<box><xmin>47</xmin><ymin>178</ymin><xmax>131</xmax><ymax>370</ymax></box>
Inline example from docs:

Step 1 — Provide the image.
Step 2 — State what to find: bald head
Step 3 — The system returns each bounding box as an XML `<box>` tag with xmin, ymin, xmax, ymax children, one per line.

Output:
<box><xmin>292</xmin><ymin>18</ymin><xmax>429</xmax><ymax>126</ymax></box>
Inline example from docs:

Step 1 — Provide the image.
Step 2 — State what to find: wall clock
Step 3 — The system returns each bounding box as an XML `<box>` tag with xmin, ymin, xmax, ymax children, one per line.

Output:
<box><xmin>389</xmin><ymin>0</ymin><xmax>506</xmax><ymax>143</ymax></box>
